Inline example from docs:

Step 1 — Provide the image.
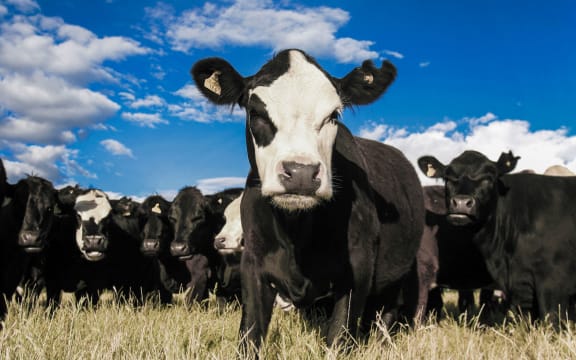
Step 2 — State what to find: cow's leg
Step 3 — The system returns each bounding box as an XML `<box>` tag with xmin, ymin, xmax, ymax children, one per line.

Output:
<box><xmin>45</xmin><ymin>284</ymin><xmax>62</xmax><ymax>313</ymax></box>
<box><xmin>427</xmin><ymin>287</ymin><xmax>444</xmax><ymax>318</ymax></box>
<box><xmin>457</xmin><ymin>289</ymin><xmax>475</xmax><ymax>314</ymax></box>
<box><xmin>184</xmin><ymin>254</ymin><xmax>211</xmax><ymax>306</ymax></box>
<box><xmin>536</xmin><ymin>288</ymin><xmax>570</xmax><ymax>329</ymax></box>
<box><xmin>238</xmin><ymin>255</ymin><xmax>275</xmax><ymax>358</ymax></box>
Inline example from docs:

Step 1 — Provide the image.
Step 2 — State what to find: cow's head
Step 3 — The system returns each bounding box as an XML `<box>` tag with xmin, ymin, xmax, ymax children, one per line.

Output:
<box><xmin>15</xmin><ymin>176</ymin><xmax>58</xmax><ymax>253</ymax></box>
<box><xmin>139</xmin><ymin>195</ymin><xmax>172</xmax><ymax>256</ymax></box>
<box><xmin>74</xmin><ymin>189</ymin><xmax>112</xmax><ymax>261</ymax></box>
<box><xmin>418</xmin><ymin>150</ymin><xmax>519</xmax><ymax>226</ymax></box>
<box><xmin>56</xmin><ymin>184</ymin><xmax>83</xmax><ymax>214</ymax></box>
<box><xmin>192</xmin><ymin>49</ymin><xmax>396</xmax><ymax>211</ymax></box>
<box><xmin>169</xmin><ymin>187</ymin><xmax>213</xmax><ymax>259</ymax></box>
<box><xmin>214</xmin><ymin>193</ymin><xmax>244</xmax><ymax>254</ymax></box>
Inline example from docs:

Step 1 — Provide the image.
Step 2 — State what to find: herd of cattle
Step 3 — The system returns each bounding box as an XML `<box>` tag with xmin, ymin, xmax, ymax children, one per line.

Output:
<box><xmin>2</xmin><ymin>49</ymin><xmax>576</xmax><ymax>354</ymax></box>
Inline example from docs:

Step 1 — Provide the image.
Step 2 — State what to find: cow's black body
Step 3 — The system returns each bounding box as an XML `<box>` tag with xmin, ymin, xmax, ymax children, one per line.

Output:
<box><xmin>419</xmin><ymin>186</ymin><xmax>498</xmax><ymax>317</ymax></box>
<box><xmin>139</xmin><ymin>195</ymin><xmax>187</xmax><ymax>304</ymax></box>
<box><xmin>419</xmin><ymin>150</ymin><xmax>576</xmax><ymax>323</ymax></box>
<box><xmin>239</xmin><ymin>127</ymin><xmax>423</xmax><ymax>347</ymax></box>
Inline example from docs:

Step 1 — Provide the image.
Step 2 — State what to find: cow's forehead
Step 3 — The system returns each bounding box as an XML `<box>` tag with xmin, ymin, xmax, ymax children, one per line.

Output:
<box><xmin>75</xmin><ymin>189</ymin><xmax>112</xmax><ymax>222</ymax></box>
<box><xmin>449</xmin><ymin>151</ymin><xmax>495</xmax><ymax>174</ymax></box>
<box><xmin>250</xmin><ymin>51</ymin><xmax>341</xmax><ymax>120</ymax></box>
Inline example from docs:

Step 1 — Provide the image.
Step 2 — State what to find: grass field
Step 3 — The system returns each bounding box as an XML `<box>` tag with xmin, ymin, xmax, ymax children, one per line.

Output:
<box><xmin>2</xmin><ymin>290</ymin><xmax>576</xmax><ymax>359</ymax></box>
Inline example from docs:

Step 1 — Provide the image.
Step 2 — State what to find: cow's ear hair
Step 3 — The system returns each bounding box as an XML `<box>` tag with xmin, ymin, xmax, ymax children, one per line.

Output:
<box><xmin>496</xmin><ymin>151</ymin><xmax>520</xmax><ymax>174</ymax></box>
<box><xmin>191</xmin><ymin>58</ymin><xmax>245</xmax><ymax>106</ymax></box>
<box><xmin>417</xmin><ymin>156</ymin><xmax>446</xmax><ymax>179</ymax></box>
<box><xmin>337</xmin><ymin>59</ymin><xmax>397</xmax><ymax>106</ymax></box>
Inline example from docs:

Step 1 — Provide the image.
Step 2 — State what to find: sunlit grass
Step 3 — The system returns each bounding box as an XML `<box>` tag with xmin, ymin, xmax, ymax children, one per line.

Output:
<box><xmin>2</xmin><ymin>290</ymin><xmax>576</xmax><ymax>359</ymax></box>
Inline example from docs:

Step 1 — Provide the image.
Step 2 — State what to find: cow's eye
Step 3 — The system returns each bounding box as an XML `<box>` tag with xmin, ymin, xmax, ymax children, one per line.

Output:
<box><xmin>249</xmin><ymin>110</ymin><xmax>277</xmax><ymax>147</ymax></box>
<box><xmin>317</xmin><ymin>111</ymin><xmax>340</xmax><ymax>131</ymax></box>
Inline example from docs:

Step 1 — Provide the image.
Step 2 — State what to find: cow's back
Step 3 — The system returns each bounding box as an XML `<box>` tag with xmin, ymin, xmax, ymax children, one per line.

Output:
<box><xmin>355</xmin><ymin>137</ymin><xmax>425</xmax><ymax>287</ymax></box>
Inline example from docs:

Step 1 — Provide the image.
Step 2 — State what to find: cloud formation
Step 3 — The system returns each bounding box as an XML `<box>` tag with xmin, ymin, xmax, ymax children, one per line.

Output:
<box><xmin>100</xmin><ymin>139</ymin><xmax>134</xmax><ymax>158</ymax></box>
<box><xmin>195</xmin><ymin>176</ymin><xmax>246</xmax><ymax>195</ymax></box>
<box><xmin>146</xmin><ymin>0</ymin><xmax>380</xmax><ymax>63</ymax></box>
<box><xmin>359</xmin><ymin>113</ymin><xmax>576</xmax><ymax>185</ymax></box>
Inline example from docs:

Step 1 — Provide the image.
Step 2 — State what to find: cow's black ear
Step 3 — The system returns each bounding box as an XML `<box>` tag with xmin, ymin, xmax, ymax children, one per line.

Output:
<box><xmin>418</xmin><ymin>156</ymin><xmax>446</xmax><ymax>179</ymax></box>
<box><xmin>496</xmin><ymin>151</ymin><xmax>520</xmax><ymax>174</ymax></box>
<box><xmin>337</xmin><ymin>59</ymin><xmax>397</xmax><ymax>106</ymax></box>
<box><xmin>191</xmin><ymin>57</ymin><xmax>246</xmax><ymax>106</ymax></box>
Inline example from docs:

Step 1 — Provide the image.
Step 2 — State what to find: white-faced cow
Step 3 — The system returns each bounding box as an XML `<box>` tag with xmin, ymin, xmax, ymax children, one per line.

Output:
<box><xmin>418</xmin><ymin>150</ymin><xmax>576</xmax><ymax>325</ymax></box>
<box><xmin>192</xmin><ymin>49</ymin><xmax>424</xmax><ymax>352</ymax></box>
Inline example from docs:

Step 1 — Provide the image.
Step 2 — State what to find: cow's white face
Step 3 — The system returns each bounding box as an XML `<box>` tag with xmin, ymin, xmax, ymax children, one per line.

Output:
<box><xmin>248</xmin><ymin>51</ymin><xmax>341</xmax><ymax>211</ymax></box>
<box><xmin>74</xmin><ymin>189</ymin><xmax>111</xmax><ymax>261</ymax></box>
<box><xmin>214</xmin><ymin>194</ymin><xmax>243</xmax><ymax>254</ymax></box>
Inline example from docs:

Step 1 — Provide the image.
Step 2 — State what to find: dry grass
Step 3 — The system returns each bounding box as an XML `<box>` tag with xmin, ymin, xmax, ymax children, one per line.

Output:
<box><xmin>2</xmin><ymin>290</ymin><xmax>576</xmax><ymax>359</ymax></box>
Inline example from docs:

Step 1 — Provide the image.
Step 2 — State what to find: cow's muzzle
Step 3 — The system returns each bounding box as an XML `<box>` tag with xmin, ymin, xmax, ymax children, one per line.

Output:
<box><xmin>141</xmin><ymin>238</ymin><xmax>161</xmax><ymax>256</ymax></box>
<box><xmin>278</xmin><ymin>161</ymin><xmax>321</xmax><ymax>196</ymax></box>
<box><xmin>18</xmin><ymin>230</ymin><xmax>44</xmax><ymax>253</ymax></box>
<box><xmin>447</xmin><ymin>195</ymin><xmax>477</xmax><ymax>226</ymax></box>
<box><xmin>83</xmin><ymin>235</ymin><xmax>108</xmax><ymax>260</ymax></box>
<box><xmin>170</xmin><ymin>241</ymin><xmax>192</xmax><ymax>260</ymax></box>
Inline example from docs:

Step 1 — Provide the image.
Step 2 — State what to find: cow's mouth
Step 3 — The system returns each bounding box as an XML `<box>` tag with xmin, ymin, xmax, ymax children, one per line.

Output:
<box><xmin>22</xmin><ymin>246</ymin><xmax>44</xmax><ymax>254</ymax></box>
<box><xmin>178</xmin><ymin>254</ymin><xmax>194</xmax><ymax>261</ymax></box>
<box><xmin>217</xmin><ymin>246</ymin><xmax>244</xmax><ymax>255</ymax></box>
<box><xmin>447</xmin><ymin>213</ymin><xmax>475</xmax><ymax>226</ymax></box>
<box><xmin>85</xmin><ymin>251</ymin><xmax>106</xmax><ymax>261</ymax></box>
<box><xmin>271</xmin><ymin>194</ymin><xmax>320</xmax><ymax>211</ymax></box>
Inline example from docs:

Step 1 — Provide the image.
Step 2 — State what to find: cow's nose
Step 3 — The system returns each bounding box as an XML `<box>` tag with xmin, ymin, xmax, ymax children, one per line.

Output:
<box><xmin>170</xmin><ymin>241</ymin><xmax>190</xmax><ymax>257</ymax></box>
<box><xmin>450</xmin><ymin>195</ymin><xmax>476</xmax><ymax>214</ymax></box>
<box><xmin>279</xmin><ymin>161</ymin><xmax>321</xmax><ymax>195</ymax></box>
<box><xmin>142</xmin><ymin>239</ymin><xmax>160</xmax><ymax>254</ymax></box>
<box><xmin>18</xmin><ymin>230</ymin><xmax>42</xmax><ymax>249</ymax></box>
<box><xmin>84</xmin><ymin>235</ymin><xmax>108</xmax><ymax>252</ymax></box>
<box><xmin>214</xmin><ymin>237</ymin><xmax>226</xmax><ymax>250</ymax></box>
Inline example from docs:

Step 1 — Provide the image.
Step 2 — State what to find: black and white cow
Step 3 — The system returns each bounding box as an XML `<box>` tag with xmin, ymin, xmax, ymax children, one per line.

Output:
<box><xmin>418</xmin><ymin>150</ymin><xmax>576</xmax><ymax>324</ymax></box>
<box><xmin>192</xmin><ymin>49</ymin><xmax>424</xmax><ymax>351</ymax></box>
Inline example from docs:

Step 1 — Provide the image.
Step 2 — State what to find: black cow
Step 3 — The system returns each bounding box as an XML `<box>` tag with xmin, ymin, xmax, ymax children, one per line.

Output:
<box><xmin>192</xmin><ymin>49</ymin><xmax>424</xmax><ymax>352</ymax></box>
<box><xmin>1</xmin><ymin>176</ymin><xmax>58</xmax><ymax>318</ymax></box>
<box><xmin>169</xmin><ymin>187</ymin><xmax>243</xmax><ymax>306</ymax></box>
<box><xmin>418</xmin><ymin>150</ymin><xmax>576</xmax><ymax>325</ymax></box>
<box><xmin>138</xmin><ymin>194</ymin><xmax>186</xmax><ymax>305</ymax></box>
<box><xmin>418</xmin><ymin>186</ymin><xmax>502</xmax><ymax>320</ymax></box>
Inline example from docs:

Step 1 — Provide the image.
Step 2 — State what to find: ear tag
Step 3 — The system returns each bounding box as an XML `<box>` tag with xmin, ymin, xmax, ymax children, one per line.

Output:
<box><xmin>217</xmin><ymin>198</ymin><xmax>223</xmax><ymax>205</ymax></box>
<box><xmin>204</xmin><ymin>71</ymin><xmax>222</xmax><ymax>95</ymax></box>
<box><xmin>426</xmin><ymin>164</ymin><xmax>436</xmax><ymax>177</ymax></box>
<box><xmin>506</xmin><ymin>161</ymin><xmax>511</xmax><ymax>167</ymax></box>
<box><xmin>151</xmin><ymin>203</ymin><xmax>162</xmax><ymax>214</ymax></box>
<box><xmin>363</xmin><ymin>72</ymin><xmax>374</xmax><ymax>85</ymax></box>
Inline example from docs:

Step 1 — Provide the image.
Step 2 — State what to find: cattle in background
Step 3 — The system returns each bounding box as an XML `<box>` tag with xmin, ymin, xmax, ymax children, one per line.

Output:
<box><xmin>544</xmin><ymin>165</ymin><xmax>575</xmax><ymax>176</ymax></box>
<box><xmin>138</xmin><ymin>194</ymin><xmax>186</xmax><ymax>305</ymax></box>
<box><xmin>192</xmin><ymin>49</ymin><xmax>424</xmax><ymax>352</ymax></box>
<box><xmin>169</xmin><ymin>186</ymin><xmax>243</xmax><ymax>305</ymax></box>
<box><xmin>214</xmin><ymin>193</ymin><xmax>244</xmax><ymax>254</ymax></box>
<box><xmin>0</xmin><ymin>158</ymin><xmax>11</xmax><ymax>207</ymax></box>
<box><xmin>418</xmin><ymin>186</ymin><xmax>502</xmax><ymax>320</ymax></box>
<box><xmin>1</xmin><ymin>176</ymin><xmax>58</xmax><ymax>319</ymax></box>
<box><xmin>418</xmin><ymin>150</ymin><xmax>576</xmax><ymax>325</ymax></box>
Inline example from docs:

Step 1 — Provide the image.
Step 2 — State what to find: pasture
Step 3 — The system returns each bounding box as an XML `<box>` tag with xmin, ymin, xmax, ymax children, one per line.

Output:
<box><xmin>2</xmin><ymin>291</ymin><xmax>576</xmax><ymax>359</ymax></box>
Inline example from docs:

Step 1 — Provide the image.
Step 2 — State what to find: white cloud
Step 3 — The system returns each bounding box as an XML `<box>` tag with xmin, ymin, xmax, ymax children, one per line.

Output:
<box><xmin>100</xmin><ymin>139</ymin><xmax>134</xmax><ymax>158</ymax></box>
<box><xmin>146</xmin><ymin>0</ymin><xmax>379</xmax><ymax>63</ymax></box>
<box><xmin>359</xmin><ymin>113</ymin><xmax>576</xmax><ymax>185</ymax></box>
<box><xmin>383</xmin><ymin>49</ymin><xmax>404</xmax><ymax>59</ymax></box>
<box><xmin>0</xmin><ymin>5</ymin><xmax>8</xmax><ymax>16</ymax></box>
<box><xmin>196</xmin><ymin>177</ymin><xmax>246</xmax><ymax>195</ymax></box>
<box><xmin>2</xmin><ymin>143</ymin><xmax>95</xmax><ymax>183</ymax></box>
<box><xmin>419</xmin><ymin>61</ymin><xmax>430</xmax><ymax>68</ymax></box>
<box><xmin>5</xmin><ymin>0</ymin><xmax>39</xmax><ymax>12</ymax></box>
<box><xmin>121</xmin><ymin>112</ymin><xmax>169</xmax><ymax>128</ymax></box>
<box><xmin>172</xmin><ymin>84</ymin><xmax>244</xmax><ymax>123</ymax></box>
<box><xmin>129</xmin><ymin>95</ymin><xmax>166</xmax><ymax>109</ymax></box>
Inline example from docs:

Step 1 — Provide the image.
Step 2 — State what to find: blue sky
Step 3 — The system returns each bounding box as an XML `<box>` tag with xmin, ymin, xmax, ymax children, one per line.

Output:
<box><xmin>1</xmin><ymin>0</ymin><xmax>575</xmax><ymax>200</ymax></box>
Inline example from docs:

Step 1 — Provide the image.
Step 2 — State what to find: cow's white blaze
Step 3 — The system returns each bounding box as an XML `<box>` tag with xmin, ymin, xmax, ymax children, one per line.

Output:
<box><xmin>214</xmin><ymin>194</ymin><xmax>243</xmax><ymax>254</ymax></box>
<box><xmin>74</xmin><ymin>189</ymin><xmax>112</xmax><ymax>261</ymax></box>
<box><xmin>250</xmin><ymin>51</ymin><xmax>341</xmax><ymax>211</ymax></box>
